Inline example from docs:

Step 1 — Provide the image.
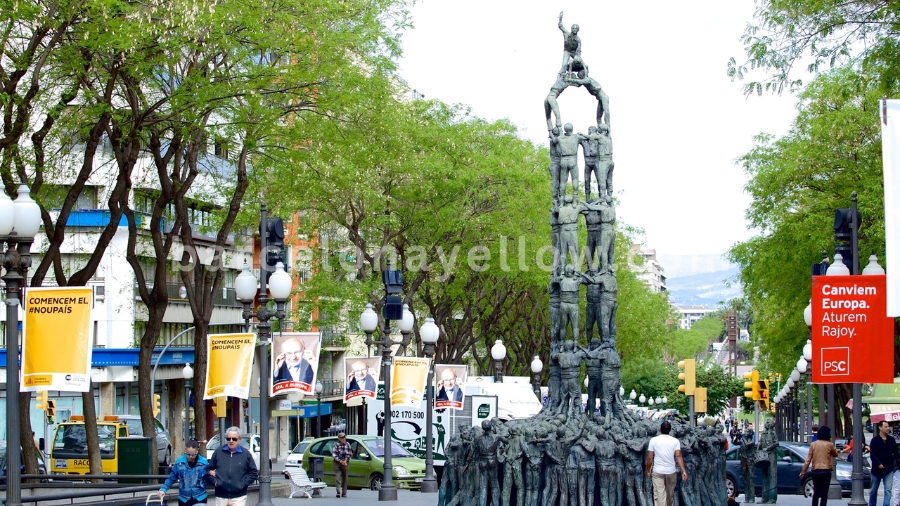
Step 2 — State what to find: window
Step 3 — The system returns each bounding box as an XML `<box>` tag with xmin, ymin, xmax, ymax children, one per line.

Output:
<box><xmin>214</xmin><ymin>139</ymin><xmax>229</xmax><ymax>159</ymax></box>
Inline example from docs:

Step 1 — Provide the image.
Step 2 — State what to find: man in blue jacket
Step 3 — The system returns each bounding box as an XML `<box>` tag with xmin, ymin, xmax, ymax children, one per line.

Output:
<box><xmin>158</xmin><ymin>439</ymin><xmax>214</xmax><ymax>505</ymax></box>
<box><xmin>868</xmin><ymin>420</ymin><xmax>900</xmax><ymax>506</ymax></box>
<box><xmin>208</xmin><ymin>427</ymin><xmax>259</xmax><ymax>506</ymax></box>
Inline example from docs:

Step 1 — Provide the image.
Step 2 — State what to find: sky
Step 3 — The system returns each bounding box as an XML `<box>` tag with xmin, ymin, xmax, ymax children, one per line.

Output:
<box><xmin>396</xmin><ymin>0</ymin><xmax>800</xmax><ymax>257</ymax></box>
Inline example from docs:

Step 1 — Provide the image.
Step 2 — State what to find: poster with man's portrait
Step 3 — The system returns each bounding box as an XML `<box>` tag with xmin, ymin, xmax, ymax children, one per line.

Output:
<box><xmin>344</xmin><ymin>356</ymin><xmax>382</xmax><ymax>403</ymax></box>
<box><xmin>271</xmin><ymin>332</ymin><xmax>321</xmax><ymax>395</ymax></box>
<box><xmin>435</xmin><ymin>364</ymin><xmax>467</xmax><ymax>410</ymax></box>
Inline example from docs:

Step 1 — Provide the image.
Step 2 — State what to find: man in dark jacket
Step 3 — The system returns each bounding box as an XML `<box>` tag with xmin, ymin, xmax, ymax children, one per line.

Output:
<box><xmin>208</xmin><ymin>427</ymin><xmax>258</xmax><ymax>506</ymax></box>
<box><xmin>868</xmin><ymin>420</ymin><xmax>899</xmax><ymax>506</ymax></box>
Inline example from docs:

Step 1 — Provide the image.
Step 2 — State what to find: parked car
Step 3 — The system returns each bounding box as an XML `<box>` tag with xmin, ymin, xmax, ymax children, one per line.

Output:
<box><xmin>0</xmin><ymin>441</ymin><xmax>47</xmax><ymax>483</ymax></box>
<box><xmin>726</xmin><ymin>442</ymin><xmax>870</xmax><ymax>498</ymax></box>
<box><xmin>302</xmin><ymin>435</ymin><xmax>426</xmax><ymax>490</ymax></box>
<box><xmin>283</xmin><ymin>441</ymin><xmax>312</xmax><ymax>479</ymax></box>
<box><xmin>116</xmin><ymin>415</ymin><xmax>172</xmax><ymax>466</ymax></box>
<box><xmin>205</xmin><ymin>433</ymin><xmax>262</xmax><ymax>468</ymax></box>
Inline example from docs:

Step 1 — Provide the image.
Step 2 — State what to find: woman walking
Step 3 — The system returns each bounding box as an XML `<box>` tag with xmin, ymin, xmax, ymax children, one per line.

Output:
<box><xmin>157</xmin><ymin>439</ymin><xmax>214</xmax><ymax>506</ymax></box>
<box><xmin>800</xmin><ymin>426</ymin><xmax>839</xmax><ymax>506</ymax></box>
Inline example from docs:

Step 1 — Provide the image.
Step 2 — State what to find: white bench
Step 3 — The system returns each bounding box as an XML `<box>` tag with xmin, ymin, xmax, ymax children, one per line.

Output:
<box><xmin>287</xmin><ymin>468</ymin><xmax>327</xmax><ymax>499</ymax></box>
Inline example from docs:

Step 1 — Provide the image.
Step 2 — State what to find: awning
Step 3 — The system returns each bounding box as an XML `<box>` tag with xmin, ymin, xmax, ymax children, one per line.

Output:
<box><xmin>870</xmin><ymin>411</ymin><xmax>900</xmax><ymax>424</ymax></box>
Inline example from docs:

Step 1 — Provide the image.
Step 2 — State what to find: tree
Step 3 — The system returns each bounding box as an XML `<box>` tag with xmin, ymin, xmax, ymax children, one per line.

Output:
<box><xmin>728</xmin><ymin>0</ymin><xmax>900</xmax><ymax>95</ymax></box>
<box><xmin>658</xmin><ymin>363</ymin><xmax>744</xmax><ymax>418</ymax></box>
<box><xmin>728</xmin><ymin>65</ymin><xmax>897</xmax><ymax>434</ymax></box>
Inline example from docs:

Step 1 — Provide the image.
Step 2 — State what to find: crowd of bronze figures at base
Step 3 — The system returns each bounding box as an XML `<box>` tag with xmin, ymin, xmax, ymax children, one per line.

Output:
<box><xmin>438</xmin><ymin>416</ymin><xmax>730</xmax><ymax>506</ymax></box>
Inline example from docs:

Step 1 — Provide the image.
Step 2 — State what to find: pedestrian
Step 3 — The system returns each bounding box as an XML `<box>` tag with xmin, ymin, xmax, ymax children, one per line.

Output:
<box><xmin>812</xmin><ymin>425</ymin><xmax>819</xmax><ymax>442</ymax></box>
<box><xmin>646</xmin><ymin>421</ymin><xmax>688</xmax><ymax>506</ymax></box>
<box><xmin>157</xmin><ymin>439</ymin><xmax>213</xmax><ymax>506</ymax></box>
<box><xmin>868</xmin><ymin>421</ymin><xmax>900</xmax><ymax>506</ymax></box>
<box><xmin>208</xmin><ymin>427</ymin><xmax>258</xmax><ymax>506</ymax></box>
<box><xmin>332</xmin><ymin>432</ymin><xmax>351</xmax><ymax>498</ymax></box>
<box><xmin>800</xmin><ymin>425</ymin><xmax>838</xmax><ymax>506</ymax></box>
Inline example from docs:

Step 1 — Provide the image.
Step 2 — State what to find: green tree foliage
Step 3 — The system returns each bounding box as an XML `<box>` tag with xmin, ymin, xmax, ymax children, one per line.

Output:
<box><xmin>662</xmin><ymin>315</ymin><xmax>724</xmax><ymax>363</ymax></box>
<box><xmin>728</xmin><ymin>66</ymin><xmax>892</xmax><ymax>377</ymax></box>
<box><xmin>658</xmin><ymin>363</ymin><xmax>745</xmax><ymax>419</ymax></box>
<box><xmin>728</xmin><ymin>0</ymin><xmax>900</xmax><ymax>94</ymax></box>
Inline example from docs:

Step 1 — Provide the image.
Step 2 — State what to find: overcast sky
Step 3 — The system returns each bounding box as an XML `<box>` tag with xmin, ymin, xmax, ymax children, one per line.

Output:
<box><xmin>396</xmin><ymin>0</ymin><xmax>799</xmax><ymax>257</ymax></box>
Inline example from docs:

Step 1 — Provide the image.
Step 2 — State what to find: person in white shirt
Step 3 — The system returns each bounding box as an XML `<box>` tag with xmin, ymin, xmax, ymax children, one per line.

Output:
<box><xmin>646</xmin><ymin>421</ymin><xmax>688</xmax><ymax>506</ymax></box>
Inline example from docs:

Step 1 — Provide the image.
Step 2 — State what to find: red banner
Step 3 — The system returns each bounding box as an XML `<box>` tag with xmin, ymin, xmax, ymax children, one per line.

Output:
<box><xmin>811</xmin><ymin>275</ymin><xmax>894</xmax><ymax>383</ymax></box>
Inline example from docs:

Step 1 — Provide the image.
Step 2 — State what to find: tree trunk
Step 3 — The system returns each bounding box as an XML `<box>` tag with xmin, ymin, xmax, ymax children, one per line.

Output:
<box><xmin>19</xmin><ymin>393</ymin><xmax>39</xmax><ymax>479</ymax></box>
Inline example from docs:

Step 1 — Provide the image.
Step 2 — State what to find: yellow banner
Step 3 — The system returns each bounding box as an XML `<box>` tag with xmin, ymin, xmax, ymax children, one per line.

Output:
<box><xmin>205</xmin><ymin>333</ymin><xmax>255</xmax><ymax>399</ymax></box>
<box><xmin>22</xmin><ymin>287</ymin><xmax>93</xmax><ymax>392</ymax></box>
<box><xmin>391</xmin><ymin>357</ymin><xmax>430</xmax><ymax>408</ymax></box>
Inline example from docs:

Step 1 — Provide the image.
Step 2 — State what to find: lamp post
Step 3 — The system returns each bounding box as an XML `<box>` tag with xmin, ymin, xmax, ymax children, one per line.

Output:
<box><xmin>491</xmin><ymin>340</ymin><xmax>506</xmax><ymax>383</ymax></box>
<box><xmin>821</xmin><ymin>253</ymin><xmax>849</xmax><ymax>499</ymax></box>
<box><xmin>619</xmin><ymin>386</ymin><xmax>625</xmax><ymax>398</ymax></box>
<box><xmin>357</xmin><ymin>261</ymin><xmax>408</xmax><ymax>502</ymax></box>
<box><xmin>639</xmin><ymin>393</ymin><xmax>646</xmax><ymax>406</ymax></box>
<box><xmin>183</xmin><ymin>363</ymin><xmax>193</xmax><ymax>445</ymax></box>
<box><xmin>397</xmin><ymin>304</ymin><xmax>414</xmax><ymax>356</ymax></box>
<box><xmin>315</xmin><ymin>381</ymin><xmax>324</xmax><ymax>438</ymax></box>
<box><xmin>531</xmin><ymin>355</ymin><xmax>543</xmax><ymax>400</ymax></box>
<box><xmin>419</xmin><ymin>317</ymin><xmax>440</xmax><ymax>494</ymax></box>
<box><xmin>233</xmin><ymin>203</ymin><xmax>293</xmax><ymax>506</ymax></box>
<box><xmin>1</xmin><ymin>182</ymin><xmax>41</xmax><ymax>506</ymax></box>
<box><xmin>629</xmin><ymin>389</ymin><xmax>637</xmax><ymax>404</ymax></box>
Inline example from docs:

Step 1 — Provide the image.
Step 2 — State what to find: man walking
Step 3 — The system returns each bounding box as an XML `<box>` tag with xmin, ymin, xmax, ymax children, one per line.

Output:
<box><xmin>646</xmin><ymin>421</ymin><xmax>688</xmax><ymax>506</ymax></box>
<box><xmin>869</xmin><ymin>421</ymin><xmax>900</xmax><ymax>506</ymax></box>
<box><xmin>332</xmin><ymin>432</ymin><xmax>351</xmax><ymax>498</ymax></box>
<box><xmin>208</xmin><ymin>427</ymin><xmax>258</xmax><ymax>506</ymax></box>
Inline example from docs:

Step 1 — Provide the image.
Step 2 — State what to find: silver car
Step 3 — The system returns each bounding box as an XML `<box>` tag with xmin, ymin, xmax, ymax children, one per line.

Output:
<box><xmin>117</xmin><ymin>415</ymin><xmax>172</xmax><ymax>466</ymax></box>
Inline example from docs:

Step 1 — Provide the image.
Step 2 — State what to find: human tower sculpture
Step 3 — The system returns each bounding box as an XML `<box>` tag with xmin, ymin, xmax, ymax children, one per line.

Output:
<box><xmin>438</xmin><ymin>14</ymin><xmax>729</xmax><ymax>506</ymax></box>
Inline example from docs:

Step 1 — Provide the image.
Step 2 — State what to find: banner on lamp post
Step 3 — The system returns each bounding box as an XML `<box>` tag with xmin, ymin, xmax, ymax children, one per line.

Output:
<box><xmin>434</xmin><ymin>364</ymin><xmax>467</xmax><ymax>411</ymax></box>
<box><xmin>271</xmin><ymin>332</ymin><xmax>321</xmax><ymax>396</ymax></box>
<box><xmin>391</xmin><ymin>357</ymin><xmax>430</xmax><ymax>408</ymax></box>
<box><xmin>881</xmin><ymin>99</ymin><xmax>900</xmax><ymax>316</ymax></box>
<box><xmin>811</xmin><ymin>275</ymin><xmax>894</xmax><ymax>383</ymax></box>
<box><xmin>343</xmin><ymin>356</ymin><xmax>382</xmax><ymax>405</ymax></box>
<box><xmin>205</xmin><ymin>333</ymin><xmax>255</xmax><ymax>399</ymax></box>
<box><xmin>22</xmin><ymin>287</ymin><xmax>93</xmax><ymax>392</ymax></box>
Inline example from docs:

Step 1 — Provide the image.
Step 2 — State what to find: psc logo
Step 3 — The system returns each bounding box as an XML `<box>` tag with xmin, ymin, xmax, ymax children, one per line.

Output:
<box><xmin>820</xmin><ymin>347</ymin><xmax>850</xmax><ymax>376</ymax></box>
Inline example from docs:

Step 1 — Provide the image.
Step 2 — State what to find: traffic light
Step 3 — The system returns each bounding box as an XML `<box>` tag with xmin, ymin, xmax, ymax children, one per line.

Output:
<box><xmin>213</xmin><ymin>397</ymin><xmax>227</xmax><ymax>418</ymax></box>
<box><xmin>834</xmin><ymin>207</ymin><xmax>861</xmax><ymax>272</ymax></box>
<box><xmin>262</xmin><ymin>217</ymin><xmax>285</xmax><ymax>282</ymax></box>
<box><xmin>695</xmin><ymin>387</ymin><xmax>708</xmax><ymax>413</ymax></box>
<box><xmin>46</xmin><ymin>400</ymin><xmax>56</xmax><ymax>424</ymax></box>
<box><xmin>153</xmin><ymin>393</ymin><xmax>161</xmax><ymax>417</ymax></box>
<box><xmin>36</xmin><ymin>390</ymin><xmax>47</xmax><ymax>411</ymax></box>
<box><xmin>757</xmin><ymin>378</ymin><xmax>770</xmax><ymax>411</ymax></box>
<box><xmin>744</xmin><ymin>370</ymin><xmax>760</xmax><ymax>400</ymax></box>
<box><xmin>677</xmin><ymin>359</ymin><xmax>696</xmax><ymax>396</ymax></box>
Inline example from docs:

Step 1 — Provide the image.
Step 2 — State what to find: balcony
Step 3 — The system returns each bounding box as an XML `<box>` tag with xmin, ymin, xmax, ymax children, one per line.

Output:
<box><xmin>319</xmin><ymin>379</ymin><xmax>344</xmax><ymax>397</ymax></box>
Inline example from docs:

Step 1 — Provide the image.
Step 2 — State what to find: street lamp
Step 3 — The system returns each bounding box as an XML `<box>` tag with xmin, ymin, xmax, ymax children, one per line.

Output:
<box><xmin>639</xmin><ymin>393</ymin><xmax>646</xmax><ymax>405</ymax></box>
<box><xmin>315</xmin><ymin>381</ymin><xmax>324</xmax><ymax>438</ymax></box>
<box><xmin>357</xmin><ymin>261</ymin><xmax>408</xmax><ymax>501</ymax></box>
<box><xmin>183</xmin><ymin>363</ymin><xmax>193</xmax><ymax>445</ymax></box>
<box><xmin>824</xmin><ymin>252</ymin><xmax>852</xmax><ymax>500</ymax></box>
<box><xmin>662</xmin><ymin>395</ymin><xmax>667</xmax><ymax>405</ymax></box>
<box><xmin>619</xmin><ymin>386</ymin><xmax>625</xmax><ymax>398</ymax></box>
<box><xmin>629</xmin><ymin>389</ymin><xmax>637</xmax><ymax>403</ymax></box>
<box><xmin>233</xmin><ymin>203</ymin><xmax>292</xmax><ymax>506</ymax></box>
<box><xmin>491</xmin><ymin>339</ymin><xmax>506</xmax><ymax>383</ymax></box>
<box><xmin>397</xmin><ymin>304</ymin><xmax>414</xmax><ymax>357</ymax></box>
<box><xmin>419</xmin><ymin>317</ymin><xmax>440</xmax><ymax>494</ymax></box>
<box><xmin>648</xmin><ymin>397</ymin><xmax>655</xmax><ymax>407</ymax></box>
<box><xmin>655</xmin><ymin>396</ymin><xmax>662</xmax><ymax>405</ymax></box>
<box><xmin>530</xmin><ymin>355</ymin><xmax>543</xmax><ymax>400</ymax></box>
<box><xmin>1</xmin><ymin>182</ymin><xmax>41</xmax><ymax>506</ymax></box>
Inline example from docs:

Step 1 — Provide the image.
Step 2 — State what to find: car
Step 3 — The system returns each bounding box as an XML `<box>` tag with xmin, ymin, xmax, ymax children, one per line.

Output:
<box><xmin>302</xmin><ymin>435</ymin><xmax>426</xmax><ymax>490</ymax></box>
<box><xmin>116</xmin><ymin>415</ymin><xmax>172</xmax><ymax>466</ymax></box>
<box><xmin>205</xmin><ymin>433</ymin><xmax>262</xmax><ymax>469</ymax></box>
<box><xmin>0</xmin><ymin>441</ymin><xmax>47</xmax><ymax>483</ymax></box>
<box><xmin>283</xmin><ymin>441</ymin><xmax>312</xmax><ymax>479</ymax></box>
<box><xmin>726</xmin><ymin>442</ymin><xmax>870</xmax><ymax>498</ymax></box>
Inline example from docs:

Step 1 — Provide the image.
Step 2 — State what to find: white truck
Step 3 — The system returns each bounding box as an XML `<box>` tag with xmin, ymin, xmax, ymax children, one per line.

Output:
<box><xmin>366</xmin><ymin>377</ymin><xmax>542</xmax><ymax>467</ymax></box>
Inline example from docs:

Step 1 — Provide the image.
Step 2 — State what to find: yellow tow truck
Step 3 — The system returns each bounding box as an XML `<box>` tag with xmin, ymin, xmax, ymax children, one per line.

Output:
<box><xmin>49</xmin><ymin>415</ymin><xmax>129</xmax><ymax>475</ymax></box>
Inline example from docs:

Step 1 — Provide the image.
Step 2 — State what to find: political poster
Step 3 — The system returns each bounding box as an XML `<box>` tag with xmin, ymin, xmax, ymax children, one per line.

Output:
<box><xmin>22</xmin><ymin>287</ymin><xmax>93</xmax><ymax>392</ymax></box>
<box><xmin>434</xmin><ymin>364</ymin><xmax>467</xmax><ymax>411</ymax></box>
<box><xmin>391</xmin><ymin>357</ymin><xmax>430</xmax><ymax>409</ymax></box>
<box><xmin>811</xmin><ymin>275</ymin><xmax>895</xmax><ymax>383</ymax></box>
<box><xmin>205</xmin><ymin>333</ymin><xmax>255</xmax><ymax>399</ymax></box>
<box><xmin>881</xmin><ymin>99</ymin><xmax>900</xmax><ymax>316</ymax></box>
<box><xmin>344</xmin><ymin>356</ymin><xmax>381</xmax><ymax>404</ymax></box>
<box><xmin>271</xmin><ymin>332</ymin><xmax>321</xmax><ymax>396</ymax></box>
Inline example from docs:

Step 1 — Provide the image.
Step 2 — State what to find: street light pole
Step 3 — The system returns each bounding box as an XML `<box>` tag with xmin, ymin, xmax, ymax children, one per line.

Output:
<box><xmin>530</xmin><ymin>355</ymin><xmax>543</xmax><ymax>401</ymax></box>
<box><xmin>419</xmin><ymin>318</ymin><xmax>440</xmax><ymax>494</ymax></box>
<box><xmin>315</xmin><ymin>381</ymin><xmax>324</xmax><ymax>438</ymax></box>
<box><xmin>823</xmin><ymin>255</ymin><xmax>848</xmax><ymax>499</ymax></box>
<box><xmin>1</xmin><ymin>183</ymin><xmax>41</xmax><ymax>506</ymax></box>
<box><xmin>491</xmin><ymin>340</ymin><xmax>506</xmax><ymax>383</ymax></box>
<box><xmin>234</xmin><ymin>202</ymin><xmax>292</xmax><ymax>506</ymax></box>
<box><xmin>183</xmin><ymin>363</ymin><xmax>193</xmax><ymax>446</ymax></box>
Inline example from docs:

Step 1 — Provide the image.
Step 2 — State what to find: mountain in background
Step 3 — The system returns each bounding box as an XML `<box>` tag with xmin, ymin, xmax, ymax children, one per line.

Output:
<box><xmin>657</xmin><ymin>254</ymin><xmax>742</xmax><ymax>306</ymax></box>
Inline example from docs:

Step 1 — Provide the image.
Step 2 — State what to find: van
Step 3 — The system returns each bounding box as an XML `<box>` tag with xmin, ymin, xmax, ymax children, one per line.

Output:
<box><xmin>49</xmin><ymin>415</ymin><xmax>129</xmax><ymax>475</ymax></box>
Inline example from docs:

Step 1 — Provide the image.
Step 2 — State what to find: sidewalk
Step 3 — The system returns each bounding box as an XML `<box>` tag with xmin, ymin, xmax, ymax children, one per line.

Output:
<box><xmin>271</xmin><ymin>488</ymin><xmax>440</xmax><ymax>506</ymax></box>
